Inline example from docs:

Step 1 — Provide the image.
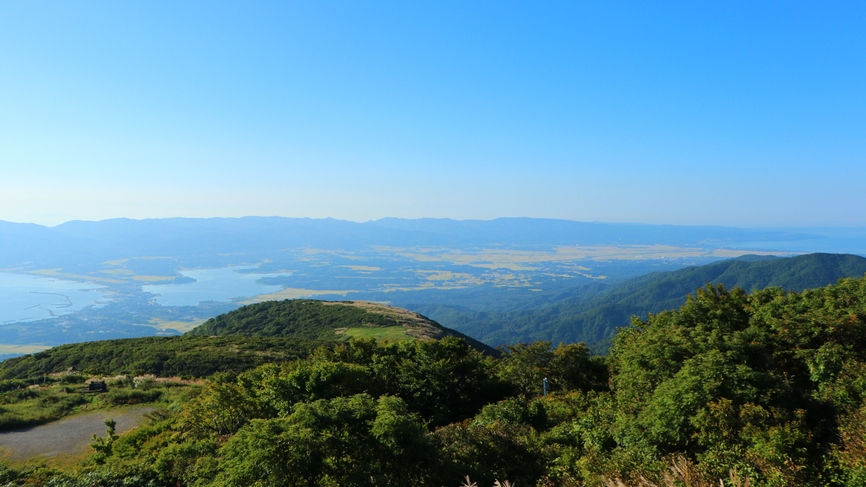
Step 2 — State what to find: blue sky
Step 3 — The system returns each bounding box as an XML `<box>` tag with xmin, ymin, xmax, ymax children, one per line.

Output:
<box><xmin>1</xmin><ymin>1</ymin><xmax>864</xmax><ymax>227</ymax></box>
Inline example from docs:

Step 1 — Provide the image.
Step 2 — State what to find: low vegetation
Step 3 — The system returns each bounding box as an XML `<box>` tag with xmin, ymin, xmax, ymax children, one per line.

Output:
<box><xmin>0</xmin><ymin>374</ymin><xmax>197</xmax><ymax>433</ymax></box>
<box><xmin>187</xmin><ymin>298</ymin><xmax>497</xmax><ymax>353</ymax></box>
<box><xmin>0</xmin><ymin>335</ymin><xmax>322</xmax><ymax>380</ymax></box>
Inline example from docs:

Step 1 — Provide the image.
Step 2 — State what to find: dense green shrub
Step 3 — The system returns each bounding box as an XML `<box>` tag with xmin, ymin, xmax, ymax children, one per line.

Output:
<box><xmin>104</xmin><ymin>389</ymin><xmax>162</xmax><ymax>405</ymax></box>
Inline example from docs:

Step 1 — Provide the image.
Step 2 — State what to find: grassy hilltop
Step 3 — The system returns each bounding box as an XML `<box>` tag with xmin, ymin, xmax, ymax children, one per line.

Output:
<box><xmin>189</xmin><ymin>299</ymin><xmax>496</xmax><ymax>353</ymax></box>
<box><xmin>0</xmin><ymin>300</ymin><xmax>494</xmax><ymax>381</ymax></box>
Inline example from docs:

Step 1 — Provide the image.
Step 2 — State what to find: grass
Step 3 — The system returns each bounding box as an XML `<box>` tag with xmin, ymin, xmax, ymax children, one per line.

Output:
<box><xmin>603</xmin><ymin>457</ymin><xmax>751</xmax><ymax>487</ymax></box>
<box><xmin>340</xmin><ymin>326</ymin><xmax>412</xmax><ymax>341</ymax></box>
<box><xmin>0</xmin><ymin>375</ymin><xmax>199</xmax><ymax>433</ymax></box>
<box><xmin>242</xmin><ymin>287</ymin><xmax>357</xmax><ymax>303</ymax></box>
<box><xmin>0</xmin><ymin>389</ymin><xmax>89</xmax><ymax>431</ymax></box>
<box><xmin>147</xmin><ymin>319</ymin><xmax>203</xmax><ymax>333</ymax></box>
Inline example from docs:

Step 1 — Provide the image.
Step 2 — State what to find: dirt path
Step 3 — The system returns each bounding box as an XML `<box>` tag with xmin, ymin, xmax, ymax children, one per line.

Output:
<box><xmin>0</xmin><ymin>406</ymin><xmax>154</xmax><ymax>464</ymax></box>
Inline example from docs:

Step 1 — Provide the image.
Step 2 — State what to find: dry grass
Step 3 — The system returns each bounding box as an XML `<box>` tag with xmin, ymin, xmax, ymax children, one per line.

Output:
<box><xmin>602</xmin><ymin>457</ymin><xmax>750</xmax><ymax>487</ymax></box>
<box><xmin>332</xmin><ymin>300</ymin><xmax>451</xmax><ymax>340</ymax></box>
<box><xmin>147</xmin><ymin>318</ymin><xmax>204</xmax><ymax>333</ymax></box>
<box><xmin>242</xmin><ymin>287</ymin><xmax>357</xmax><ymax>303</ymax></box>
<box><xmin>455</xmin><ymin>477</ymin><xmax>514</xmax><ymax>487</ymax></box>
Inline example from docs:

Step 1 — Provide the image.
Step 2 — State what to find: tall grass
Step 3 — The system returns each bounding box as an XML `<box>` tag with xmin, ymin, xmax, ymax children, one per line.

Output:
<box><xmin>602</xmin><ymin>457</ymin><xmax>751</xmax><ymax>487</ymax></box>
<box><xmin>458</xmin><ymin>476</ymin><xmax>515</xmax><ymax>487</ymax></box>
<box><xmin>0</xmin><ymin>393</ymin><xmax>87</xmax><ymax>431</ymax></box>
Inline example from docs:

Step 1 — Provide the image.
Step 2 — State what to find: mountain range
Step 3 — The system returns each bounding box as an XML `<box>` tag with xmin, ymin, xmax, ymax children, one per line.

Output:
<box><xmin>1</xmin><ymin>216</ymin><xmax>861</xmax><ymax>270</ymax></box>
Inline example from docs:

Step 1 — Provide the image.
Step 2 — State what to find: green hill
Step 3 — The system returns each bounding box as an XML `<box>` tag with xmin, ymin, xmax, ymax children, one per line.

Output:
<box><xmin>0</xmin><ymin>301</ymin><xmax>495</xmax><ymax>380</ymax></box>
<box><xmin>0</xmin><ymin>335</ymin><xmax>322</xmax><ymax>380</ymax></box>
<box><xmin>188</xmin><ymin>299</ymin><xmax>497</xmax><ymax>354</ymax></box>
<box><xmin>420</xmin><ymin>252</ymin><xmax>866</xmax><ymax>351</ymax></box>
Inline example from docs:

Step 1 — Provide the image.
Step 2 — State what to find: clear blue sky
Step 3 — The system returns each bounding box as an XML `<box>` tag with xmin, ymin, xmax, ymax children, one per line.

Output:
<box><xmin>1</xmin><ymin>1</ymin><xmax>864</xmax><ymax>227</ymax></box>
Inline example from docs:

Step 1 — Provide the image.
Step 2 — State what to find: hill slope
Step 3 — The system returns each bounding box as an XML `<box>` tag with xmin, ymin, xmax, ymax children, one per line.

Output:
<box><xmin>188</xmin><ymin>299</ymin><xmax>497</xmax><ymax>354</ymax></box>
<box><xmin>0</xmin><ymin>301</ymin><xmax>495</xmax><ymax>380</ymax></box>
<box><xmin>0</xmin><ymin>335</ymin><xmax>321</xmax><ymax>380</ymax></box>
<box><xmin>418</xmin><ymin>253</ymin><xmax>866</xmax><ymax>351</ymax></box>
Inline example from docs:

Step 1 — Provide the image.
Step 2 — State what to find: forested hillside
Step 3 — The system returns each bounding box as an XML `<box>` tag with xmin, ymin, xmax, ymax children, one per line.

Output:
<box><xmin>421</xmin><ymin>252</ymin><xmax>866</xmax><ymax>351</ymax></box>
<box><xmin>0</xmin><ymin>336</ymin><xmax>321</xmax><ymax>380</ymax></box>
<box><xmin>0</xmin><ymin>301</ymin><xmax>494</xmax><ymax>380</ymax></box>
<box><xmin>4</xmin><ymin>276</ymin><xmax>866</xmax><ymax>485</ymax></box>
<box><xmin>188</xmin><ymin>299</ymin><xmax>496</xmax><ymax>354</ymax></box>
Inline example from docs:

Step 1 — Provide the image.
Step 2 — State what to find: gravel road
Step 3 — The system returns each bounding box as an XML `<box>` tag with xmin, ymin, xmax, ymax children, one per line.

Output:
<box><xmin>0</xmin><ymin>407</ymin><xmax>154</xmax><ymax>463</ymax></box>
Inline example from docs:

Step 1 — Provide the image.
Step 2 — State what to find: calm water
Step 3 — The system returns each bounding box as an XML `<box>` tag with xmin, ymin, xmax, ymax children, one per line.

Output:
<box><xmin>0</xmin><ymin>273</ymin><xmax>111</xmax><ymax>324</ymax></box>
<box><xmin>142</xmin><ymin>266</ymin><xmax>290</xmax><ymax>306</ymax></box>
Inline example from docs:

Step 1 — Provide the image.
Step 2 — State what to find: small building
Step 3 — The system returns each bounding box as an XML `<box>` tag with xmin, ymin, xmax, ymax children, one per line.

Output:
<box><xmin>88</xmin><ymin>381</ymin><xmax>108</xmax><ymax>392</ymax></box>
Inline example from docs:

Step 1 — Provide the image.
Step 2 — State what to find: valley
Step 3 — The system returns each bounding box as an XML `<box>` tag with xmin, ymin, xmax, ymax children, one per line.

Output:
<box><xmin>3</xmin><ymin>216</ymin><xmax>841</xmax><ymax>356</ymax></box>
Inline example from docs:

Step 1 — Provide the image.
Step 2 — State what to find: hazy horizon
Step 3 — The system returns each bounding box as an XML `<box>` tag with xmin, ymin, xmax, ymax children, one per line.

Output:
<box><xmin>4</xmin><ymin>215</ymin><xmax>866</xmax><ymax>232</ymax></box>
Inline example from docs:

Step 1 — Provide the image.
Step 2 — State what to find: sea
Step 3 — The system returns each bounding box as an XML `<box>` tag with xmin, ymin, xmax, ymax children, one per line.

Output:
<box><xmin>141</xmin><ymin>266</ymin><xmax>291</xmax><ymax>306</ymax></box>
<box><xmin>0</xmin><ymin>273</ymin><xmax>111</xmax><ymax>324</ymax></box>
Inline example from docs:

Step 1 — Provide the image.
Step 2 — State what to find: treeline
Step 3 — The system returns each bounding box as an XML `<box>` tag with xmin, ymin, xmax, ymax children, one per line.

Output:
<box><xmin>5</xmin><ymin>276</ymin><xmax>866</xmax><ymax>485</ymax></box>
<box><xmin>188</xmin><ymin>299</ymin><xmax>399</xmax><ymax>338</ymax></box>
<box><xmin>0</xmin><ymin>336</ymin><xmax>321</xmax><ymax>379</ymax></box>
<box><xmin>0</xmin><ymin>299</ymin><xmax>497</xmax><ymax>381</ymax></box>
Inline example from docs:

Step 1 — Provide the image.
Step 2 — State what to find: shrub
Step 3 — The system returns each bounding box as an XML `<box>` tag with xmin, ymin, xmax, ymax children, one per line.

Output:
<box><xmin>104</xmin><ymin>389</ymin><xmax>162</xmax><ymax>405</ymax></box>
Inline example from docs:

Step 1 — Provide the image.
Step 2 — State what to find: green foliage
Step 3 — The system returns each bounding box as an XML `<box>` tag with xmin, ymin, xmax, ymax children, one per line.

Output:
<box><xmin>90</xmin><ymin>419</ymin><xmax>118</xmax><ymax>463</ymax></box>
<box><xmin>213</xmin><ymin>394</ymin><xmax>433</xmax><ymax>487</ymax></box>
<box><xmin>0</xmin><ymin>379</ymin><xmax>29</xmax><ymax>392</ymax></box>
<box><xmin>0</xmin><ymin>384</ymin><xmax>89</xmax><ymax>431</ymax></box>
<box><xmin>496</xmin><ymin>341</ymin><xmax>607</xmax><ymax>396</ymax></box>
<box><xmin>427</xmin><ymin>253</ymin><xmax>866</xmax><ymax>351</ymax></box>
<box><xmin>0</xmin><ymin>335</ymin><xmax>321</xmax><ymax>380</ymax></box>
<box><xmin>182</xmin><ymin>372</ymin><xmax>262</xmax><ymax>437</ymax></box>
<box><xmin>103</xmin><ymin>388</ymin><xmax>162</xmax><ymax>406</ymax></box>
<box><xmin>185</xmin><ymin>299</ymin><xmax>499</xmax><ymax>356</ymax></box>
<box><xmin>605</xmin><ymin>279</ymin><xmax>866</xmax><ymax>485</ymax></box>
<box><xmin>10</xmin><ymin>275</ymin><xmax>866</xmax><ymax>486</ymax></box>
<box><xmin>189</xmin><ymin>299</ymin><xmax>403</xmax><ymax>338</ymax></box>
<box><xmin>432</xmin><ymin>420</ymin><xmax>545</xmax><ymax>486</ymax></box>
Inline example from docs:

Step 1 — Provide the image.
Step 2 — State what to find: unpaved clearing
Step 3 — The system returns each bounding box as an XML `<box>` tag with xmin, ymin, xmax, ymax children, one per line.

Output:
<box><xmin>0</xmin><ymin>406</ymin><xmax>154</xmax><ymax>463</ymax></box>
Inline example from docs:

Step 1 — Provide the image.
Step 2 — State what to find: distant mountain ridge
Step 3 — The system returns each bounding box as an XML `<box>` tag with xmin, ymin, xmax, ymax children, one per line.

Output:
<box><xmin>0</xmin><ymin>216</ymin><xmax>848</xmax><ymax>270</ymax></box>
<box><xmin>416</xmin><ymin>253</ymin><xmax>866</xmax><ymax>351</ymax></box>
